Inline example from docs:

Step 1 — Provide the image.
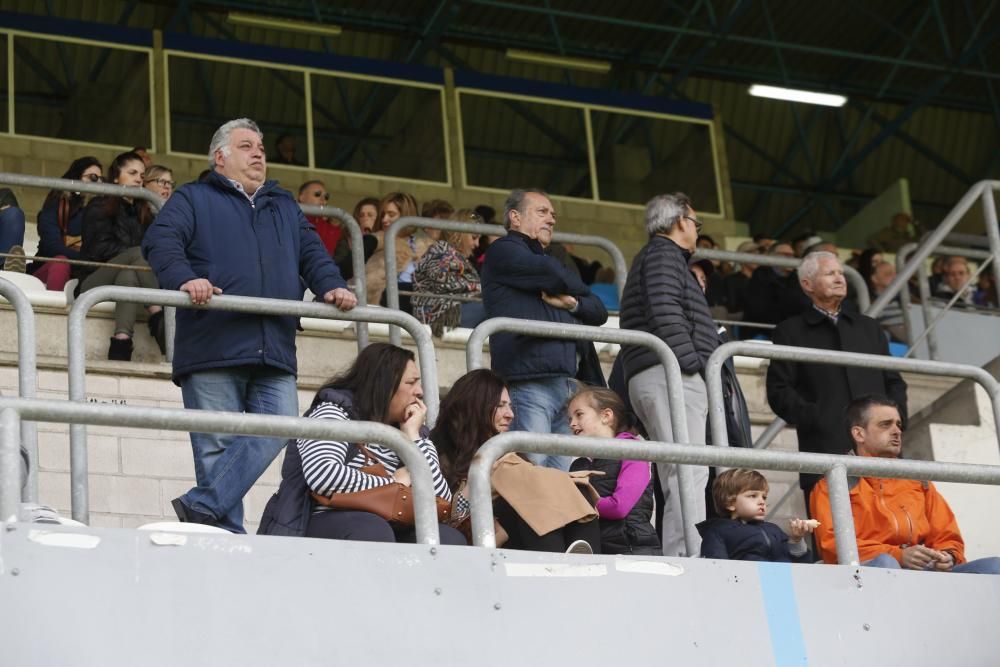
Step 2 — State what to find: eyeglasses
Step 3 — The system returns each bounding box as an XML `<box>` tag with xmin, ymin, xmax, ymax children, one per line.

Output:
<box><xmin>146</xmin><ymin>178</ymin><xmax>175</xmax><ymax>188</ymax></box>
<box><xmin>82</xmin><ymin>174</ymin><xmax>105</xmax><ymax>183</ymax></box>
<box><xmin>683</xmin><ymin>214</ymin><xmax>703</xmax><ymax>233</ymax></box>
<box><xmin>313</xmin><ymin>191</ymin><xmax>330</xmax><ymax>201</ymax></box>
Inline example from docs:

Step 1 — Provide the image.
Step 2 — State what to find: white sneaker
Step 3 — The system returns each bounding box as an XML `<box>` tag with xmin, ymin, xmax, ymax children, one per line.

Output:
<box><xmin>566</xmin><ymin>539</ymin><xmax>593</xmax><ymax>555</ymax></box>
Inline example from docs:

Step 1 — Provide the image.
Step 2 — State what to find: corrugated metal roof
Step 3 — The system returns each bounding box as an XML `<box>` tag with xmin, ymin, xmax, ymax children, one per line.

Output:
<box><xmin>3</xmin><ymin>0</ymin><xmax>998</xmax><ymax>236</ymax></box>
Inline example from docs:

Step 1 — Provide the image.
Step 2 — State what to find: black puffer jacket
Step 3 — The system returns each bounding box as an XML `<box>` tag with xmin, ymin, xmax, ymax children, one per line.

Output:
<box><xmin>76</xmin><ymin>196</ymin><xmax>147</xmax><ymax>281</ymax></box>
<box><xmin>619</xmin><ymin>235</ymin><xmax>719</xmax><ymax>377</ymax></box>
<box><xmin>573</xmin><ymin>456</ymin><xmax>661</xmax><ymax>556</ymax></box>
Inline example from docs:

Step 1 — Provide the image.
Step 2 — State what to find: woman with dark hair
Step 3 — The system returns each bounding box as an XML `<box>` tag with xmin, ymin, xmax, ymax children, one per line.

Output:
<box><xmin>29</xmin><ymin>156</ymin><xmax>104</xmax><ymax>291</ymax></box>
<box><xmin>432</xmin><ymin>369</ymin><xmax>601</xmax><ymax>553</ymax></box>
<box><xmin>287</xmin><ymin>343</ymin><xmax>463</xmax><ymax>544</ymax></box>
<box><xmin>324</xmin><ymin>196</ymin><xmax>379</xmax><ymax>282</ymax></box>
<box><xmin>77</xmin><ymin>151</ymin><xmax>164</xmax><ymax>361</ymax></box>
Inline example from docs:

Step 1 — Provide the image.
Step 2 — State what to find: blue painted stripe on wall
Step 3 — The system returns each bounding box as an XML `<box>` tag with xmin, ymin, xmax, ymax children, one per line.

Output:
<box><xmin>0</xmin><ymin>10</ymin><xmax>152</xmax><ymax>47</ymax></box>
<box><xmin>757</xmin><ymin>562</ymin><xmax>808</xmax><ymax>667</ymax></box>
<box><xmin>162</xmin><ymin>32</ymin><xmax>445</xmax><ymax>85</ymax></box>
<box><xmin>454</xmin><ymin>69</ymin><xmax>714</xmax><ymax>119</ymax></box>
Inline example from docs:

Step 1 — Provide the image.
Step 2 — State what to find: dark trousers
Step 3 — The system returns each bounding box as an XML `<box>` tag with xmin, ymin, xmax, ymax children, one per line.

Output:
<box><xmin>494</xmin><ymin>498</ymin><xmax>602</xmax><ymax>554</ymax></box>
<box><xmin>305</xmin><ymin>510</ymin><xmax>466</xmax><ymax>545</ymax></box>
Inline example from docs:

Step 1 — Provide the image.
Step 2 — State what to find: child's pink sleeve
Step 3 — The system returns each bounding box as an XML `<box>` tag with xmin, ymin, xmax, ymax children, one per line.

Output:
<box><xmin>596</xmin><ymin>460</ymin><xmax>650</xmax><ymax>520</ymax></box>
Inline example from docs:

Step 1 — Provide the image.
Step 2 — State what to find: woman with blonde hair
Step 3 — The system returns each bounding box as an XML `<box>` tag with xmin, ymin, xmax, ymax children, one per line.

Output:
<box><xmin>364</xmin><ymin>192</ymin><xmax>431</xmax><ymax>310</ymax></box>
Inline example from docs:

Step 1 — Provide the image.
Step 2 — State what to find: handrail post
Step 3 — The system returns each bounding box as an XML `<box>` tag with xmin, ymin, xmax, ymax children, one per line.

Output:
<box><xmin>0</xmin><ymin>397</ymin><xmax>443</xmax><ymax>544</ymax></box>
<box><xmin>895</xmin><ymin>243</ymin><xmax>919</xmax><ymax>354</ymax></box>
<box><xmin>0</xmin><ymin>277</ymin><xmax>38</xmax><ymax>501</ymax></box>
<box><xmin>67</xmin><ymin>286</ymin><xmax>442</xmax><ymax>524</ymax></box>
<box><xmin>465</xmin><ymin>317</ymin><xmax>698</xmax><ymax>554</ymax></box>
<box><xmin>706</xmin><ymin>341</ymin><xmax>1000</xmax><ymax>455</ymax></box>
<box><xmin>300</xmin><ymin>204</ymin><xmax>368</xmax><ymax>351</ymax></box>
<box><xmin>826</xmin><ymin>463</ymin><xmax>860</xmax><ymax>566</ymax></box>
<box><xmin>0</xmin><ymin>408</ymin><xmax>21</xmax><ymax>522</ymax></box>
<box><xmin>467</xmin><ymin>431</ymin><xmax>1000</xmax><ymax>556</ymax></box>
<box><xmin>915</xmin><ymin>252</ymin><xmax>939</xmax><ymax>359</ymax></box>
<box><xmin>869</xmin><ymin>182</ymin><xmax>995</xmax><ymax>317</ymax></box>
<box><xmin>981</xmin><ymin>186</ymin><xmax>1000</xmax><ymax>304</ymax></box>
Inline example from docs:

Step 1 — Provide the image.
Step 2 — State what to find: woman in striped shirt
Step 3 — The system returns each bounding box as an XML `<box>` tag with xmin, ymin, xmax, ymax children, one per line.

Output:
<box><xmin>297</xmin><ymin>343</ymin><xmax>464</xmax><ymax>544</ymax></box>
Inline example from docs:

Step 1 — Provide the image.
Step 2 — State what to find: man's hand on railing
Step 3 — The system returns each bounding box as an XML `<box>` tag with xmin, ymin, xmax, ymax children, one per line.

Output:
<box><xmin>180</xmin><ymin>278</ymin><xmax>222</xmax><ymax>305</ymax></box>
<box><xmin>324</xmin><ymin>287</ymin><xmax>358</xmax><ymax>310</ymax></box>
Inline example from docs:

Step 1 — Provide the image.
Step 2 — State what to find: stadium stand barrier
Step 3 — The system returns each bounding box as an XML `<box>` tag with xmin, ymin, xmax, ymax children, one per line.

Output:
<box><xmin>66</xmin><ymin>285</ymin><xmax>439</xmax><ymax>524</ymax></box>
<box><xmin>464</xmin><ymin>316</ymin><xmax>699</xmax><ymax>553</ymax></box>
<box><xmin>895</xmin><ymin>242</ymin><xmax>995</xmax><ymax>360</ymax></box>
<box><xmin>0</xmin><ymin>172</ymin><xmax>165</xmax><ymax>212</ymax></box>
<box><xmin>870</xmin><ymin>181</ymin><xmax>1000</xmax><ymax>319</ymax></box>
<box><xmin>705</xmin><ymin>340</ymin><xmax>1000</xmax><ymax>518</ymax></box>
<box><xmin>296</xmin><ymin>204</ymin><xmax>368</xmax><ymax>352</ymax></box>
<box><xmin>383</xmin><ymin>216</ymin><xmax>629</xmax><ymax>346</ymax></box>
<box><xmin>466</xmin><ymin>429</ymin><xmax>1000</xmax><ymax>565</ymax></box>
<box><xmin>0</xmin><ymin>397</ymin><xmax>443</xmax><ymax>544</ymax></box>
<box><xmin>0</xmin><ymin>277</ymin><xmax>37</xmax><ymax>503</ymax></box>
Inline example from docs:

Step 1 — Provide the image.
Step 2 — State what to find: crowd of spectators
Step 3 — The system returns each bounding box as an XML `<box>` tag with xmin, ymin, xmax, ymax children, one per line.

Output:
<box><xmin>2</xmin><ymin>117</ymin><xmax>999</xmax><ymax>574</ymax></box>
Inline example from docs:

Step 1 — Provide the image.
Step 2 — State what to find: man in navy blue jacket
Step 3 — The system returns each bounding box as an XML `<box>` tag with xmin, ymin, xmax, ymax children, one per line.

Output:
<box><xmin>142</xmin><ymin>118</ymin><xmax>356</xmax><ymax>533</ymax></box>
<box><xmin>481</xmin><ymin>189</ymin><xmax>607</xmax><ymax>470</ymax></box>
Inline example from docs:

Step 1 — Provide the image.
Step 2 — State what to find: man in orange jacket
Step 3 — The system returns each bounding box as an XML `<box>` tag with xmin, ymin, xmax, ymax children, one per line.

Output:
<box><xmin>810</xmin><ymin>394</ymin><xmax>1000</xmax><ymax>573</ymax></box>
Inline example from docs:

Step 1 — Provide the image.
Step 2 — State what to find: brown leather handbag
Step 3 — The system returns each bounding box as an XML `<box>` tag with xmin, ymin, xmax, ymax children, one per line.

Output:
<box><xmin>311</xmin><ymin>444</ymin><xmax>450</xmax><ymax>525</ymax></box>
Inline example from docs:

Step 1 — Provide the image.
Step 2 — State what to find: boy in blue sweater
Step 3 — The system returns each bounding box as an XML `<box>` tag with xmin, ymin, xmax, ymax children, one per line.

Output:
<box><xmin>696</xmin><ymin>468</ymin><xmax>817</xmax><ymax>562</ymax></box>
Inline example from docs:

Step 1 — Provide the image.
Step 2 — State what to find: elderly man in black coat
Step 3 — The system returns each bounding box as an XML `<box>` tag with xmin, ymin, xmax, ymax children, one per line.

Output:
<box><xmin>619</xmin><ymin>192</ymin><xmax>720</xmax><ymax>557</ymax></box>
<box><xmin>766</xmin><ymin>251</ymin><xmax>908</xmax><ymax>496</ymax></box>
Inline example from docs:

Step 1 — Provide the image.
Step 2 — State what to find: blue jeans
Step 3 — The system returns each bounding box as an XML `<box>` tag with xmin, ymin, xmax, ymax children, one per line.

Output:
<box><xmin>0</xmin><ymin>206</ymin><xmax>26</xmax><ymax>254</ymax></box>
<box><xmin>180</xmin><ymin>366</ymin><xmax>299</xmax><ymax>533</ymax></box>
<box><xmin>507</xmin><ymin>376</ymin><xmax>576</xmax><ymax>470</ymax></box>
<box><xmin>864</xmin><ymin>552</ymin><xmax>1000</xmax><ymax>574</ymax></box>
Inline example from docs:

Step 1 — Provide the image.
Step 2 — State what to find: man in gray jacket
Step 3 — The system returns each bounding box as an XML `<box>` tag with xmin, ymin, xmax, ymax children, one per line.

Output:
<box><xmin>619</xmin><ymin>193</ymin><xmax>719</xmax><ymax>556</ymax></box>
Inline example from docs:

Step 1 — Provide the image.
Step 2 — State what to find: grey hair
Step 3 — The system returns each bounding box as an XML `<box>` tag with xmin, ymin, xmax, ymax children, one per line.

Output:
<box><xmin>503</xmin><ymin>188</ymin><xmax>549</xmax><ymax>230</ymax></box>
<box><xmin>798</xmin><ymin>250</ymin><xmax>839</xmax><ymax>283</ymax></box>
<box><xmin>208</xmin><ymin>118</ymin><xmax>262</xmax><ymax>168</ymax></box>
<box><xmin>645</xmin><ymin>192</ymin><xmax>692</xmax><ymax>237</ymax></box>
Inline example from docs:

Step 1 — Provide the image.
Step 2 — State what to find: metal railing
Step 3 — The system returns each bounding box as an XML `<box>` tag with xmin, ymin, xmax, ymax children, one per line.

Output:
<box><xmin>384</xmin><ymin>216</ymin><xmax>628</xmax><ymax>346</ymax></box>
<box><xmin>704</xmin><ymin>342</ymin><xmax>1000</xmax><ymax>463</ymax></box>
<box><xmin>67</xmin><ymin>286</ymin><xmax>440</xmax><ymax>523</ymax></box>
<box><xmin>0</xmin><ymin>172</ymin><xmax>165</xmax><ymax>212</ymax></box>
<box><xmin>895</xmin><ymin>242</ymin><xmax>996</xmax><ymax>360</ymax></box>
<box><xmin>0</xmin><ymin>278</ymin><xmax>37</xmax><ymax>502</ymax></box>
<box><xmin>692</xmin><ymin>247</ymin><xmax>871</xmax><ymax>313</ymax></box>
<box><xmin>870</xmin><ymin>181</ymin><xmax>1000</xmax><ymax>320</ymax></box>
<box><xmin>465</xmin><ymin>316</ymin><xmax>702</xmax><ymax>555</ymax></box>
<box><xmin>0</xmin><ymin>398</ymin><xmax>442</xmax><ymax>544</ymax></box>
<box><xmin>299</xmin><ymin>204</ymin><xmax>368</xmax><ymax>352</ymax></box>
<box><xmin>466</xmin><ymin>430</ymin><xmax>1000</xmax><ymax>565</ymax></box>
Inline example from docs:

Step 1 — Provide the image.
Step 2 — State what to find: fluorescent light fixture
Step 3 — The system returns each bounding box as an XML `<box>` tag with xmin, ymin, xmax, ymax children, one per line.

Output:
<box><xmin>226</xmin><ymin>12</ymin><xmax>342</xmax><ymax>38</ymax></box>
<box><xmin>749</xmin><ymin>84</ymin><xmax>847</xmax><ymax>107</ymax></box>
<box><xmin>506</xmin><ymin>48</ymin><xmax>611</xmax><ymax>74</ymax></box>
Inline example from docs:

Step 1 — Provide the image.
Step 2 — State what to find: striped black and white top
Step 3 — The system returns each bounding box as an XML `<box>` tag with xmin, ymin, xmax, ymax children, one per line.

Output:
<box><xmin>297</xmin><ymin>402</ymin><xmax>452</xmax><ymax>506</ymax></box>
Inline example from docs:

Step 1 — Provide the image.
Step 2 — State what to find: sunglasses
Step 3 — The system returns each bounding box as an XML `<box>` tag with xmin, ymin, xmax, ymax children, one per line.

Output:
<box><xmin>313</xmin><ymin>191</ymin><xmax>330</xmax><ymax>201</ymax></box>
<box><xmin>82</xmin><ymin>174</ymin><xmax>105</xmax><ymax>183</ymax></box>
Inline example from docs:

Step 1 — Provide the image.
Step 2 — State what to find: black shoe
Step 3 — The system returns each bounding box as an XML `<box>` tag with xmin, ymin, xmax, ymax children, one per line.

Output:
<box><xmin>171</xmin><ymin>497</ymin><xmax>218</xmax><ymax>526</ymax></box>
<box><xmin>148</xmin><ymin>310</ymin><xmax>167</xmax><ymax>355</ymax></box>
<box><xmin>107</xmin><ymin>337</ymin><xmax>134</xmax><ymax>361</ymax></box>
